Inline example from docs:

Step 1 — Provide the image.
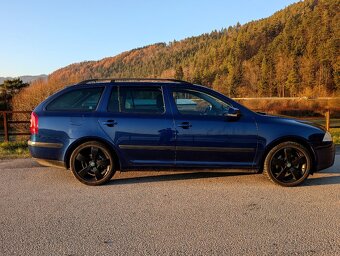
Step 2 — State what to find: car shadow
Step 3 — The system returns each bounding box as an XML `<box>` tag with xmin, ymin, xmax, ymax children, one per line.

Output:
<box><xmin>106</xmin><ymin>169</ymin><xmax>340</xmax><ymax>187</ymax></box>
<box><xmin>107</xmin><ymin>171</ymin><xmax>253</xmax><ymax>186</ymax></box>
<box><xmin>303</xmin><ymin>175</ymin><xmax>340</xmax><ymax>186</ymax></box>
<box><xmin>316</xmin><ymin>168</ymin><xmax>340</xmax><ymax>174</ymax></box>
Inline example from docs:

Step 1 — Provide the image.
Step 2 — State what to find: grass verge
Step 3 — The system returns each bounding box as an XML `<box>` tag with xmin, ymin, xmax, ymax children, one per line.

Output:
<box><xmin>330</xmin><ymin>128</ymin><xmax>340</xmax><ymax>144</ymax></box>
<box><xmin>0</xmin><ymin>141</ymin><xmax>30</xmax><ymax>159</ymax></box>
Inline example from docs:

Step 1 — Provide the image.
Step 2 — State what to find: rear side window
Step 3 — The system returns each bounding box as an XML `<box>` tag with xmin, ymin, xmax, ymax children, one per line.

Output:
<box><xmin>46</xmin><ymin>87</ymin><xmax>103</xmax><ymax>111</ymax></box>
<box><xmin>108</xmin><ymin>86</ymin><xmax>165</xmax><ymax>114</ymax></box>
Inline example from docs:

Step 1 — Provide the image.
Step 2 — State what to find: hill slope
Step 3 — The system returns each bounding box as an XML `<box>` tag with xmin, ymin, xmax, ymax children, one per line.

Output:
<box><xmin>13</xmin><ymin>0</ymin><xmax>339</xmax><ymax>111</ymax></box>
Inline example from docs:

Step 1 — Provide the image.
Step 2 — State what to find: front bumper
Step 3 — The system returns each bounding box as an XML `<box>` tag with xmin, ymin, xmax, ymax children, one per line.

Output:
<box><xmin>314</xmin><ymin>142</ymin><xmax>335</xmax><ymax>172</ymax></box>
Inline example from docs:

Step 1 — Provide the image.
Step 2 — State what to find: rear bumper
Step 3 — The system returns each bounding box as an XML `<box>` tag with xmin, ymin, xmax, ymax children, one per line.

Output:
<box><xmin>314</xmin><ymin>142</ymin><xmax>335</xmax><ymax>172</ymax></box>
<box><xmin>28</xmin><ymin>140</ymin><xmax>63</xmax><ymax>149</ymax></box>
<box><xmin>28</xmin><ymin>140</ymin><xmax>66</xmax><ymax>167</ymax></box>
<box><xmin>33</xmin><ymin>158</ymin><xmax>66</xmax><ymax>169</ymax></box>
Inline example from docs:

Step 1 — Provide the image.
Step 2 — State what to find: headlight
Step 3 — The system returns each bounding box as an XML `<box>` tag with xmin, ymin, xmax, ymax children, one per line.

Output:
<box><xmin>322</xmin><ymin>131</ymin><xmax>333</xmax><ymax>142</ymax></box>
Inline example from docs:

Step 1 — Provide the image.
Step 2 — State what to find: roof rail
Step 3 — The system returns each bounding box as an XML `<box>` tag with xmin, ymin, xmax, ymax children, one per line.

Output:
<box><xmin>77</xmin><ymin>78</ymin><xmax>192</xmax><ymax>85</ymax></box>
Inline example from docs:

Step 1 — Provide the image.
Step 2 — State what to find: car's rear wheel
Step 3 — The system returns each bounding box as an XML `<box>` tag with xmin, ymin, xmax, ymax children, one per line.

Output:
<box><xmin>70</xmin><ymin>141</ymin><xmax>115</xmax><ymax>185</ymax></box>
<box><xmin>263</xmin><ymin>141</ymin><xmax>311</xmax><ymax>187</ymax></box>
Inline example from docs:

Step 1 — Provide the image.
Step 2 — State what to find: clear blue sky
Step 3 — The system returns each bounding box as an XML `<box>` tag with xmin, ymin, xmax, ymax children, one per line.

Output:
<box><xmin>0</xmin><ymin>0</ymin><xmax>299</xmax><ymax>77</ymax></box>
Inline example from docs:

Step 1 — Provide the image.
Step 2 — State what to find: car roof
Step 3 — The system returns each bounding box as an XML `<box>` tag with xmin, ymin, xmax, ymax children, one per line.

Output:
<box><xmin>70</xmin><ymin>78</ymin><xmax>209</xmax><ymax>89</ymax></box>
<box><xmin>76</xmin><ymin>78</ymin><xmax>191</xmax><ymax>85</ymax></box>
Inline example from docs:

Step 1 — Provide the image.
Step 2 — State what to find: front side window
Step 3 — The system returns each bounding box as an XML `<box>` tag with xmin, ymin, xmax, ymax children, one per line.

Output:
<box><xmin>46</xmin><ymin>87</ymin><xmax>103</xmax><ymax>111</ymax></box>
<box><xmin>116</xmin><ymin>86</ymin><xmax>165</xmax><ymax>114</ymax></box>
<box><xmin>172</xmin><ymin>89</ymin><xmax>230</xmax><ymax>116</ymax></box>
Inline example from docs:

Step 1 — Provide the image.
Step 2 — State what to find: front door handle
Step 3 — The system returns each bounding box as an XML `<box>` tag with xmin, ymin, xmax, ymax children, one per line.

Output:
<box><xmin>177</xmin><ymin>122</ymin><xmax>192</xmax><ymax>129</ymax></box>
<box><xmin>102</xmin><ymin>120</ymin><xmax>117</xmax><ymax>127</ymax></box>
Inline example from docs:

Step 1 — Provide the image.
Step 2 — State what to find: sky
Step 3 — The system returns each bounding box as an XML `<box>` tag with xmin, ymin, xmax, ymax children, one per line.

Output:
<box><xmin>0</xmin><ymin>0</ymin><xmax>299</xmax><ymax>77</ymax></box>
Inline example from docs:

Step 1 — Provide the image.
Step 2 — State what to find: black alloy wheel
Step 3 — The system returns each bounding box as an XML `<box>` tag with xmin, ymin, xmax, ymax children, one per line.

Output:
<box><xmin>70</xmin><ymin>141</ymin><xmax>115</xmax><ymax>185</ymax></box>
<box><xmin>263</xmin><ymin>141</ymin><xmax>311</xmax><ymax>187</ymax></box>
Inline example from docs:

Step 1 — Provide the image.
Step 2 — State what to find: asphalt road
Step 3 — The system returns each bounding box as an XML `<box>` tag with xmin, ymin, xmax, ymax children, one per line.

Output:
<box><xmin>0</xmin><ymin>155</ymin><xmax>339</xmax><ymax>256</ymax></box>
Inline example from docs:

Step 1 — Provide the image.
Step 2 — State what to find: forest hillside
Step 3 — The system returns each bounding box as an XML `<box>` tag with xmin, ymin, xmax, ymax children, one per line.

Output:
<box><xmin>13</xmin><ymin>0</ymin><xmax>339</xmax><ymax>111</ymax></box>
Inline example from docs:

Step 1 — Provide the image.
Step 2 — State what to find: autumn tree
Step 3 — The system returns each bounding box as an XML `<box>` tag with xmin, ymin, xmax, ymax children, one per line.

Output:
<box><xmin>175</xmin><ymin>66</ymin><xmax>184</xmax><ymax>80</ymax></box>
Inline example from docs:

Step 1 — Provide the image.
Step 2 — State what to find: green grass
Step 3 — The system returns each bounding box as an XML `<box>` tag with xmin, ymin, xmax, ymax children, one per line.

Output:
<box><xmin>0</xmin><ymin>141</ymin><xmax>30</xmax><ymax>159</ymax></box>
<box><xmin>330</xmin><ymin>128</ymin><xmax>340</xmax><ymax>144</ymax></box>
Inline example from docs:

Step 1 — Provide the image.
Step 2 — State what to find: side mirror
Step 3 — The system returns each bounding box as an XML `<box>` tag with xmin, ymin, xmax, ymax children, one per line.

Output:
<box><xmin>224</xmin><ymin>107</ymin><xmax>241</xmax><ymax>120</ymax></box>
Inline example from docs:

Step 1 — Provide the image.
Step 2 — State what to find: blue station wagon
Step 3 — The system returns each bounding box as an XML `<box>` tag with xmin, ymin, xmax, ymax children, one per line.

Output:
<box><xmin>28</xmin><ymin>78</ymin><xmax>335</xmax><ymax>186</ymax></box>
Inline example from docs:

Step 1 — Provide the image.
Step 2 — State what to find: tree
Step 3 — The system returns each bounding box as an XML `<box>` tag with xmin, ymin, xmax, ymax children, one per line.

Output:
<box><xmin>2</xmin><ymin>78</ymin><xmax>28</xmax><ymax>91</ymax></box>
<box><xmin>0</xmin><ymin>78</ymin><xmax>29</xmax><ymax>110</ymax></box>
<box><xmin>333</xmin><ymin>57</ymin><xmax>340</xmax><ymax>93</ymax></box>
<box><xmin>259</xmin><ymin>56</ymin><xmax>270</xmax><ymax>96</ymax></box>
<box><xmin>286</xmin><ymin>59</ymin><xmax>300</xmax><ymax>97</ymax></box>
<box><xmin>175</xmin><ymin>66</ymin><xmax>184</xmax><ymax>80</ymax></box>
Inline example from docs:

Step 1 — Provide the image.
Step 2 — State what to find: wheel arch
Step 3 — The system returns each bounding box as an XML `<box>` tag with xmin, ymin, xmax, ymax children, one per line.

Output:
<box><xmin>64</xmin><ymin>137</ymin><xmax>121</xmax><ymax>170</ymax></box>
<box><xmin>259</xmin><ymin>136</ymin><xmax>317</xmax><ymax>174</ymax></box>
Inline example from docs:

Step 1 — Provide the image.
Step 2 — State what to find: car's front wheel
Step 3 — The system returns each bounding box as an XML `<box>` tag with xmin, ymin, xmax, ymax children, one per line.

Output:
<box><xmin>70</xmin><ymin>141</ymin><xmax>115</xmax><ymax>185</ymax></box>
<box><xmin>263</xmin><ymin>141</ymin><xmax>312</xmax><ymax>187</ymax></box>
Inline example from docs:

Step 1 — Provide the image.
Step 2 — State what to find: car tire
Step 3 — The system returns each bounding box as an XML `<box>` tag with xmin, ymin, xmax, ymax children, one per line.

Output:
<box><xmin>70</xmin><ymin>141</ymin><xmax>115</xmax><ymax>186</ymax></box>
<box><xmin>263</xmin><ymin>141</ymin><xmax>311</xmax><ymax>187</ymax></box>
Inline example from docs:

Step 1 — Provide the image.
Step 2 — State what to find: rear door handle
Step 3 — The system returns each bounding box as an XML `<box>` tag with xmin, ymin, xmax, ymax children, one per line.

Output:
<box><xmin>102</xmin><ymin>120</ymin><xmax>117</xmax><ymax>127</ymax></box>
<box><xmin>177</xmin><ymin>122</ymin><xmax>192</xmax><ymax>129</ymax></box>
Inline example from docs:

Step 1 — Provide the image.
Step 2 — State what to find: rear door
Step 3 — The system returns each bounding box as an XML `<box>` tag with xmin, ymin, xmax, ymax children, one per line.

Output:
<box><xmin>99</xmin><ymin>85</ymin><xmax>176</xmax><ymax>167</ymax></box>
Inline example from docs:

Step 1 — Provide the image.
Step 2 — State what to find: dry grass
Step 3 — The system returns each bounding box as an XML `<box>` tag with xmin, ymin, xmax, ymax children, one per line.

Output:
<box><xmin>235</xmin><ymin>97</ymin><xmax>340</xmax><ymax>117</ymax></box>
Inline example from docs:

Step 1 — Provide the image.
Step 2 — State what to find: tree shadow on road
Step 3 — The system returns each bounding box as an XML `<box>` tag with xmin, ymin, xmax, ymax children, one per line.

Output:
<box><xmin>108</xmin><ymin>171</ymin><xmax>253</xmax><ymax>186</ymax></box>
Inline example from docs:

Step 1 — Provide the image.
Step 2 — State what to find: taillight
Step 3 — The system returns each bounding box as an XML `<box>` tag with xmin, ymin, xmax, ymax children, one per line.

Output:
<box><xmin>30</xmin><ymin>112</ymin><xmax>38</xmax><ymax>134</ymax></box>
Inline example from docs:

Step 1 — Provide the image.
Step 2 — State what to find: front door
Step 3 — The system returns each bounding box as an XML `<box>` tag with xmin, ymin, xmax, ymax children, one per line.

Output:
<box><xmin>170</xmin><ymin>88</ymin><xmax>258</xmax><ymax>168</ymax></box>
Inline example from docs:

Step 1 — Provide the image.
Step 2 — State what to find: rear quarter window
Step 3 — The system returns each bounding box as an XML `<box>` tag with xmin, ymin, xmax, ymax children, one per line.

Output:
<box><xmin>46</xmin><ymin>87</ymin><xmax>104</xmax><ymax>111</ymax></box>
